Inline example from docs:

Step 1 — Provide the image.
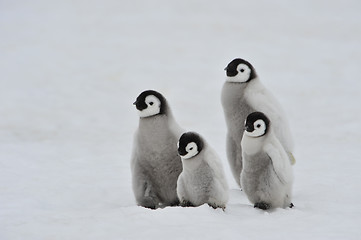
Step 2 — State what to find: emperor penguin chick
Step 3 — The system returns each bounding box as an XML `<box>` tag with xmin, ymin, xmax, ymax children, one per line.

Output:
<box><xmin>241</xmin><ymin>112</ymin><xmax>294</xmax><ymax>210</ymax></box>
<box><xmin>221</xmin><ymin>58</ymin><xmax>295</xmax><ymax>187</ymax></box>
<box><xmin>177</xmin><ymin>132</ymin><xmax>229</xmax><ymax>210</ymax></box>
<box><xmin>131</xmin><ymin>90</ymin><xmax>184</xmax><ymax>209</ymax></box>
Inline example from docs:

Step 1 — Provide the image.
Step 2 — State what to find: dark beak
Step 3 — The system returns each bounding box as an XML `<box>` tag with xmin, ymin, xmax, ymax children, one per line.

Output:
<box><xmin>133</xmin><ymin>100</ymin><xmax>147</xmax><ymax>111</ymax></box>
<box><xmin>245</xmin><ymin>126</ymin><xmax>250</xmax><ymax>132</ymax></box>
<box><xmin>245</xmin><ymin>124</ymin><xmax>252</xmax><ymax>132</ymax></box>
<box><xmin>178</xmin><ymin>147</ymin><xmax>187</xmax><ymax>157</ymax></box>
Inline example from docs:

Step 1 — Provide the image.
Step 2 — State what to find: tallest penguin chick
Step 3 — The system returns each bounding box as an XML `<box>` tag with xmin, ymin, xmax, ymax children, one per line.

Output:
<box><xmin>221</xmin><ymin>58</ymin><xmax>295</xmax><ymax>187</ymax></box>
<box><xmin>131</xmin><ymin>90</ymin><xmax>183</xmax><ymax>209</ymax></box>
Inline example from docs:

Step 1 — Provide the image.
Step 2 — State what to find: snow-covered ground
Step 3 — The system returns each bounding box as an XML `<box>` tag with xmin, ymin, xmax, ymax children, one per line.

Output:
<box><xmin>1</xmin><ymin>0</ymin><xmax>361</xmax><ymax>239</ymax></box>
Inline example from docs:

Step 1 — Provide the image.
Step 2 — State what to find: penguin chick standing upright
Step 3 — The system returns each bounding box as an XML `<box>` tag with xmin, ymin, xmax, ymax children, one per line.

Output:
<box><xmin>177</xmin><ymin>132</ymin><xmax>229</xmax><ymax>210</ymax></box>
<box><xmin>241</xmin><ymin>112</ymin><xmax>294</xmax><ymax>210</ymax></box>
<box><xmin>221</xmin><ymin>58</ymin><xmax>295</xmax><ymax>187</ymax></box>
<box><xmin>131</xmin><ymin>90</ymin><xmax>184</xmax><ymax>209</ymax></box>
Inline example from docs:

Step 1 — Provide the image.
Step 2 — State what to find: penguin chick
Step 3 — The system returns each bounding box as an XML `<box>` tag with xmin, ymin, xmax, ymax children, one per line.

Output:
<box><xmin>241</xmin><ymin>112</ymin><xmax>294</xmax><ymax>210</ymax></box>
<box><xmin>176</xmin><ymin>132</ymin><xmax>229</xmax><ymax>210</ymax></box>
<box><xmin>131</xmin><ymin>90</ymin><xmax>184</xmax><ymax>209</ymax></box>
<box><xmin>221</xmin><ymin>58</ymin><xmax>295</xmax><ymax>187</ymax></box>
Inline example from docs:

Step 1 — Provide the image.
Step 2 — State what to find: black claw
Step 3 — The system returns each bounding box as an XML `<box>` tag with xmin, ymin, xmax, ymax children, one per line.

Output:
<box><xmin>169</xmin><ymin>200</ymin><xmax>180</xmax><ymax>207</ymax></box>
<box><xmin>254</xmin><ymin>202</ymin><xmax>271</xmax><ymax>210</ymax></box>
<box><xmin>208</xmin><ymin>204</ymin><xmax>217</xmax><ymax>209</ymax></box>
<box><xmin>208</xmin><ymin>204</ymin><xmax>226</xmax><ymax>210</ymax></box>
<box><xmin>289</xmin><ymin>203</ymin><xmax>294</xmax><ymax>208</ymax></box>
<box><xmin>208</xmin><ymin>204</ymin><xmax>226</xmax><ymax>211</ymax></box>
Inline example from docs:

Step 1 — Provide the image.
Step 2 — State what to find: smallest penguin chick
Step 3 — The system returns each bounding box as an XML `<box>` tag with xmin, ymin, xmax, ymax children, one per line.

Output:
<box><xmin>241</xmin><ymin>112</ymin><xmax>294</xmax><ymax>210</ymax></box>
<box><xmin>177</xmin><ymin>132</ymin><xmax>229</xmax><ymax>210</ymax></box>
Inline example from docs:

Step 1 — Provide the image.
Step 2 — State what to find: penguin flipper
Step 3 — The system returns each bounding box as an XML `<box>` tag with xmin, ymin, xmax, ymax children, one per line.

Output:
<box><xmin>264</xmin><ymin>139</ymin><xmax>292</xmax><ymax>185</ymax></box>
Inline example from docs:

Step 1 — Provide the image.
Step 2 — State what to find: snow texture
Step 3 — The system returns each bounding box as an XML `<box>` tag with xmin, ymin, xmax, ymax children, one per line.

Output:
<box><xmin>1</xmin><ymin>0</ymin><xmax>361</xmax><ymax>239</ymax></box>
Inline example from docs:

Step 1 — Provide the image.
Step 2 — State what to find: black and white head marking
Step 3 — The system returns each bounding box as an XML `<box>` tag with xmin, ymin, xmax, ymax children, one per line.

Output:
<box><xmin>177</xmin><ymin>132</ymin><xmax>204</xmax><ymax>160</ymax></box>
<box><xmin>244</xmin><ymin>112</ymin><xmax>270</xmax><ymax>137</ymax></box>
<box><xmin>224</xmin><ymin>58</ymin><xmax>257</xmax><ymax>83</ymax></box>
<box><xmin>133</xmin><ymin>90</ymin><xmax>167</xmax><ymax>118</ymax></box>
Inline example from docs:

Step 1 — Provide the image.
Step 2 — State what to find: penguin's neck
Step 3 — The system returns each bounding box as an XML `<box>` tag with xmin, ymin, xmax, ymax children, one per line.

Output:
<box><xmin>241</xmin><ymin>133</ymin><xmax>267</xmax><ymax>156</ymax></box>
<box><xmin>181</xmin><ymin>151</ymin><xmax>205</xmax><ymax>172</ymax></box>
<box><xmin>245</xmin><ymin>77</ymin><xmax>262</xmax><ymax>90</ymax></box>
<box><xmin>222</xmin><ymin>82</ymin><xmax>248</xmax><ymax>104</ymax></box>
<box><xmin>138</xmin><ymin>114</ymin><xmax>172</xmax><ymax>141</ymax></box>
<box><xmin>241</xmin><ymin>133</ymin><xmax>272</xmax><ymax>172</ymax></box>
<box><xmin>243</xmin><ymin>78</ymin><xmax>271</xmax><ymax>110</ymax></box>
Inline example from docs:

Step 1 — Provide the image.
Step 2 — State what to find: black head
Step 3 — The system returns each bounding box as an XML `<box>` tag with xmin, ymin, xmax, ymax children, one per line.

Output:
<box><xmin>177</xmin><ymin>132</ymin><xmax>204</xmax><ymax>159</ymax></box>
<box><xmin>224</xmin><ymin>58</ymin><xmax>257</xmax><ymax>82</ymax></box>
<box><xmin>133</xmin><ymin>90</ymin><xmax>167</xmax><ymax>117</ymax></box>
<box><xmin>244</xmin><ymin>112</ymin><xmax>270</xmax><ymax>137</ymax></box>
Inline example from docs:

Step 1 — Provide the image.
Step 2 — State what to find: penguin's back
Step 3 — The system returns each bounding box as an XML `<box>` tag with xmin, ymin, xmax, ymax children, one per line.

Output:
<box><xmin>243</xmin><ymin>79</ymin><xmax>294</xmax><ymax>152</ymax></box>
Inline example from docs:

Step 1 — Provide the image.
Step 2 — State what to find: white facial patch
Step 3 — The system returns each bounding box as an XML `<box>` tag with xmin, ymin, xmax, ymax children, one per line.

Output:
<box><xmin>181</xmin><ymin>142</ymin><xmax>199</xmax><ymax>159</ymax></box>
<box><xmin>226</xmin><ymin>63</ymin><xmax>251</xmax><ymax>83</ymax></box>
<box><xmin>138</xmin><ymin>95</ymin><xmax>161</xmax><ymax>118</ymax></box>
<box><xmin>245</xmin><ymin>119</ymin><xmax>266</xmax><ymax>137</ymax></box>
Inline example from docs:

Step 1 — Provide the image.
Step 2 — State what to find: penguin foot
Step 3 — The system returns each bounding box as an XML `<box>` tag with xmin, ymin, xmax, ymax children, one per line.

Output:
<box><xmin>138</xmin><ymin>196</ymin><xmax>159</xmax><ymax>210</ymax></box>
<box><xmin>254</xmin><ymin>202</ymin><xmax>271</xmax><ymax>210</ymax></box>
<box><xmin>208</xmin><ymin>203</ymin><xmax>226</xmax><ymax>211</ymax></box>
<box><xmin>289</xmin><ymin>203</ymin><xmax>294</xmax><ymax>208</ymax></box>
<box><xmin>180</xmin><ymin>200</ymin><xmax>195</xmax><ymax>207</ymax></box>
<box><xmin>139</xmin><ymin>202</ymin><xmax>157</xmax><ymax>210</ymax></box>
<box><xmin>169</xmin><ymin>199</ymin><xmax>180</xmax><ymax>207</ymax></box>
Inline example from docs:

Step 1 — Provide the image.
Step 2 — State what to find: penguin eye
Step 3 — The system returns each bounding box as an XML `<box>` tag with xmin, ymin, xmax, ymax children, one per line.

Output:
<box><xmin>256</xmin><ymin>124</ymin><xmax>261</xmax><ymax>128</ymax></box>
<box><xmin>240</xmin><ymin>69</ymin><xmax>245</xmax><ymax>73</ymax></box>
<box><xmin>149</xmin><ymin>102</ymin><xmax>154</xmax><ymax>106</ymax></box>
<box><xmin>189</xmin><ymin>147</ymin><xmax>193</xmax><ymax>151</ymax></box>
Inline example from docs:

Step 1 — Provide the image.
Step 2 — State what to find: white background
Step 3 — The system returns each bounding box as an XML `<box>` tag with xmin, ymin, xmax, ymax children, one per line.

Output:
<box><xmin>1</xmin><ymin>1</ymin><xmax>360</xmax><ymax>239</ymax></box>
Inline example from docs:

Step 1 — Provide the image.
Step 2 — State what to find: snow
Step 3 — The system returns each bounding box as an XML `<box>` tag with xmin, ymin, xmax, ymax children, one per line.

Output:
<box><xmin>1</xmin><ymin>0</ymin><xmax>361</xmax><ymax>239</ymax></box>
